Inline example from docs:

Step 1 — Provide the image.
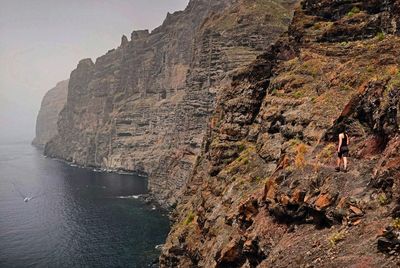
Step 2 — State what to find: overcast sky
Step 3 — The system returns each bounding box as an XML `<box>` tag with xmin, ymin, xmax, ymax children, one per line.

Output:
<box><xmin>0</xmin><ymin>0</ymin><xmax>189</xmax><ymax>143</ymax></box>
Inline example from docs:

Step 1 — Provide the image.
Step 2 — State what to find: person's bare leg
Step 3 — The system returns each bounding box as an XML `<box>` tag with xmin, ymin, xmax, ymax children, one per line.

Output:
<box><xmin>343</xmin><ymin>157</ymin><xmax>348</xmax><ymax>171</ymax></box>
<box><xmin>336</xmin><ymin>157</ymin><xmax>341</xmax><ymax>171</ymax></box>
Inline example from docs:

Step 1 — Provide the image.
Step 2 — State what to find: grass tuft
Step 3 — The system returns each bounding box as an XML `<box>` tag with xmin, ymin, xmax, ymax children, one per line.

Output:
<box><xmin>376</xmin><ymin>31</ymin><xmax>385</xmax><ymax>41</ymax></box>
<box><xmin>184</xmin><ymin>211</ymin><xmax>195</xmax><ymax>226</ymax></box>
<box><xmin>378</xmin><ymin>193</ymin><xmax>389</xmax><ymax>206</ymax></box>
<box><xmin>329</xmin><ymin>231</ymin><xmax>346</xmax><ymax>247</ymax></box>
<box><xmin>392</xmin><ymin>218</ymin><xmax>400</xmax><ymax>229</ymax></box>
<box><xmin>319</xmin><ymin>143</ymin><xmax>336</xmax><ymax>160</ymax></box>
<box><xmin>347</xmin><ymin>6</ymin><xmax>360</xmax><ymax>17</ymax></box>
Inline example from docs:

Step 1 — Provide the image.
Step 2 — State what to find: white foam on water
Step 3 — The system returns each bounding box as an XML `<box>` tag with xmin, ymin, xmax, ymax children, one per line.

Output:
<box><xmin>115</xmin><ymin>195</ymin><xmax>141</xmax><ymax>199</ymax></box>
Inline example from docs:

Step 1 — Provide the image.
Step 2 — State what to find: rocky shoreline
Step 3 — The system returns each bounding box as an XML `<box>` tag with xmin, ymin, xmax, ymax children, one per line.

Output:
<box><xmin>50</xmin><ymin>152</ymin><xmax>177</xmax><ymax>210</ymax></box>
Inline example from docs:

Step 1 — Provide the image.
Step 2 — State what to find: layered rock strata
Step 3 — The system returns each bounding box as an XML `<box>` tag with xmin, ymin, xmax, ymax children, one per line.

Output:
<box><xmin>161</xmin><ymin>0</ymin><xmax>400</xmax><ymax>266</ymax></box>
<box><xmin>44</xmin><ymin>0</ymin><xmax>297</xmax><ymax>206</ymax></box>
<box><xmin>32</xmin><ymin>80</ymin><xmax>68</xmax><ymax>147</ymax></box>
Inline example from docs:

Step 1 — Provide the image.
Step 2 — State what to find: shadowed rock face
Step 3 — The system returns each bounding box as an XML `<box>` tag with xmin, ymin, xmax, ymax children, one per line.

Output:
<box><xmin>32</xmin><ymin>80</ymin><xmax>68</xmax><ymax>148</ymax></box>
<box><xmin>44</xmin><ymin>0</ymin><xmax>297</xmax><ymax>206</ymax></box>
<box><xmin>161</xmin><ymin>0</ymin><xmax>400</xmax><ymax>267</ymax></box>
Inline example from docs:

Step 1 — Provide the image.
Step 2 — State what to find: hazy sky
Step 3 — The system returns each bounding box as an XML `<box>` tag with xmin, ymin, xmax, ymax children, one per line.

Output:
<box><xmin>0</xmin><ymin>0</ymin><xmax>189</xmax><ymax>143</ymax></box>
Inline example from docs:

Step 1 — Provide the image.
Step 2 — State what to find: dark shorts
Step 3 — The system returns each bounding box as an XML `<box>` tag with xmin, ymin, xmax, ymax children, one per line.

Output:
<box><xmin>338</xmin><ymin>146</ymin><xmax>349</xmax><ymax>158</ymax></box>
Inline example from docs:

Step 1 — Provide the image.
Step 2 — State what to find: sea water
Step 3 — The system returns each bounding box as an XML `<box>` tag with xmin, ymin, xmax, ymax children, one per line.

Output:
<box><xmin>0</xmin><ymin>142</ymin><xmax>169</xmax><ymax>268</ymax></box>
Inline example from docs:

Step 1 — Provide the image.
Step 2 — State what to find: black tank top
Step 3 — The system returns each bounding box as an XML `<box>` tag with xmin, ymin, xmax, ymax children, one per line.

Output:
<box><xmin>342</xmin><ymin>133</ymin><xmax>348</xmax><ymax>147</ymax></box>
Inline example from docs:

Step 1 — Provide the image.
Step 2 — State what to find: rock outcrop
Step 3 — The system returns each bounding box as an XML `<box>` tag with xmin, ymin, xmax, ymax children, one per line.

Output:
<box><xmin>161</xmin><ymin>0</ymin><xmax>400</xmax><ymax>267</ymax></box>
<box><xmin>44</xmin><ymin>0</ymin><xmax>297</xmax><ymax>206</ymax></box>
<box><xmin>32</xmin><ymin>80</ymin><xmax>68</xmax><ymax>147</ymax></box>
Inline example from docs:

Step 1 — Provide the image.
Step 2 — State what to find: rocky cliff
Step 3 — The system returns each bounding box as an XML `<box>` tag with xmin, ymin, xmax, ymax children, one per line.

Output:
<box><xmin>32</xmin><ymin>80</ymin><xmax>68</xmax><ymax>147</ymax></box>
<box><xmin>161</xmin><ymin>0</ymin><xmax>400</xmax><ymax>267</ymax></box>
<box><xmin>44</xmin><ymin>0</ymin><xmax>297</xmax><ymax>206</ymax></box>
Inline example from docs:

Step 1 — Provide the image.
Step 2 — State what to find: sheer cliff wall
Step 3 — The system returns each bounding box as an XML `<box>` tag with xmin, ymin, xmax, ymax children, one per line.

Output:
<box><xmin>44</xmin><ymin>0</ymin><xmax>297</xmax><ymax>206</ymax></box>
<box><xmin>33</xmin><ymin>80</ymin><xmax>68</xmax><ymax>147</ymax></box>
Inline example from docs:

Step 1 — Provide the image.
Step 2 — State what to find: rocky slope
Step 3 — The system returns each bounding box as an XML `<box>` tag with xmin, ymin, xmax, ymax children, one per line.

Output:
<box><xmin>161</xmin><ymin>0</ymin><xmax>400</xmax><ymax>267</ymax></box>
<box><xmin>44</xmin><ymin>0</ymin><xmax>297</xmax><ymax>206</ymax></box>
<box><xmin>32</xmin><ymin>80</ymin><xmax>68</xmax><ymax>147</ymax></box>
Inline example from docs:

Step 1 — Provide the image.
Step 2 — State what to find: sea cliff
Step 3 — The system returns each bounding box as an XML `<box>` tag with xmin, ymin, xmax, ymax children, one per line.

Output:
<box><xmin>32</xmin><ymin>79</ymin><xmax>68</xmax><ymax>147</ymax></box>
<box><xmin>43</xmin><ymin>0</ymin><xmax>297</xmax><ymax>207</ymax></box>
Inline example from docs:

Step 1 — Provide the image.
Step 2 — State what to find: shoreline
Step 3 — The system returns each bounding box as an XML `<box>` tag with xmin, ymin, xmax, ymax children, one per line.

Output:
<box><xmin>32</xmin><ymin>143</ymin><xmax>148</xmax><ymax>178</ymax></box>
<box><xmin>32</xmin><ymin>143</ymin><xmax>173</xmax><ymax>213</ymax></box>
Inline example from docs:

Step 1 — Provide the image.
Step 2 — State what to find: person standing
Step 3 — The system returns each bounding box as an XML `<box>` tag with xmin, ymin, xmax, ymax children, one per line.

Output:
<box><xmin>336</xmin><ymin>127</ymin><xmax>350</xmax><ymax>172</ymax></box>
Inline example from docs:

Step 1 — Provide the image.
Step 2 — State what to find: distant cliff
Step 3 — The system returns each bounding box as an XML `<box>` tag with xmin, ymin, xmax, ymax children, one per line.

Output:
<box><xmin>44</xmin><ymin>0</ymin><xmax>297</xmax><ymax>206</ymax></box>
<box><xmin>32</xmin><ymin>80</ymin><xmax>68</xmax><ymax>147</ymax></box>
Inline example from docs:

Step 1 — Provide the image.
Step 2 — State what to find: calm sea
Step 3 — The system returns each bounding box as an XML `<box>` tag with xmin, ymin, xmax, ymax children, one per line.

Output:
<box><xmin>0</xmin><ymin>142</ymin><xmax>170</xmax><ymax>268</ymax></box>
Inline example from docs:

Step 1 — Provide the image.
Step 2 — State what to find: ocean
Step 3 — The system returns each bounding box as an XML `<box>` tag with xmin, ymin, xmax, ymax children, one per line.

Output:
<box><xmin>0</xmin><ymin>142</ymin><xmax>169</xmax><ymax>268</ymax></box>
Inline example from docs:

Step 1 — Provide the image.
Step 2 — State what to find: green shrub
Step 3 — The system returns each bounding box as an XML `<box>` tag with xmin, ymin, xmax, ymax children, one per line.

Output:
<box><xmin>376</xmin><ymin>31</ymin><xmax>385</xmax><ymax>41</ymax></box>
<box><xmin>392</xmin><ymin>218</ymin><xmax>400</xmax><ymax>229</ymax></box>
<box><xmin>329</xmin><ymin>231</ymin><xmax>346</xmax><ymax>246</ymax></box>
<box><xmin>389</xmin><ymin>73</ymin><xmax>400</xmax><ymax>90</ymax></box>
<box><xmin>340</xmin><ymin>84</ymin><xmax>352</xmax><ymax>91</ymax></box>
<box><xmin>378</xmin><ymin>193</ymin><xmax>389</xmax><ymax>206</ymax></box>
<box><xmin>238</xmin><ymin>143</ymin><xmax>246</xmax><ymax>152</ymax></box>
<box><xmin>319</xmin><ymin>143</ymin><xmax>336</xmax><ymax>159</ymax></box>
<box><xmin>293</xmin><ymin>91</ymin><xmax>304</xmax><ymax>99</ymax></box>
<box><xmin>253</xmin><ymin>176</ymin><xmax>263</xmax><ymax>183</ymax></box>
<box><xmin>366</xmin><ymin>65</ymin><xmax>374</xmax><ymax>73</ymax></box>
<box><xmin>289</xmin><ymin>138</ymin><xmax>302</xmax><ymax>147</ymax></box>
<box><xmin>184</xmin><ymin>211</ymin><xmax>195</xmax><ymax>225</ymax></box>
<box><xmin>347</xmin><ymin>6</ymin><xmax>360</xmax><ymax>17</ymax></box>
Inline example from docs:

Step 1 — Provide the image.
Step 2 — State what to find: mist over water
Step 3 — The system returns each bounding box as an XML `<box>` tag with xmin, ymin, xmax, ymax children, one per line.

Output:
<box><xmin>0</xmin><ymin>142</ymin><xmax>170</xmax><ymax>268</ymax></box>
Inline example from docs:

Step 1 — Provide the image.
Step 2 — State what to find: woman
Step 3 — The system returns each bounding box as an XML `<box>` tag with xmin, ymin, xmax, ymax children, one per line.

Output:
<box><xmin>336</xmin><ymin>127</ymin><xmax>349</xmax><ymax>172</ymax></box>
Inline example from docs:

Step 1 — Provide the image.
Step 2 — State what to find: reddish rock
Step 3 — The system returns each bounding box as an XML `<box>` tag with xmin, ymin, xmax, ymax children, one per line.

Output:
<box><xmin>336</xmin><ymin>197</ymin><xmax>348</xmax><ymax>210</ymax></box>
<box><xmin>217</xmin><ymin>239</ymin><xmax>242</xmax><ymax>265</ymax></box>
<box><xmin>315</xmin><ymin>193</ymin><xmax>333</xmax><ymax>210</ymax></box>
<box><xmin>349</xmin><ymin>205</ymin><xmax>363</xmax><ymax>216</ymax></box>
<box><xmin>291</xmin><ymin>189</ymin><xmax>306</xmax><ymax>203</ymax></box>
<box><xmin>263</xmin><ymin>179</ymin><xmax>277</xmax><ymax>201</ymax></box>
<box><xmin>266</xmin><ymin>184</ymin><xmax>277</xmax><ymax>201</ymax></box>
<box><xmin>280</xmin><ymin>194</ymin><xmax>291</xmax><ymax>206</ymax></box>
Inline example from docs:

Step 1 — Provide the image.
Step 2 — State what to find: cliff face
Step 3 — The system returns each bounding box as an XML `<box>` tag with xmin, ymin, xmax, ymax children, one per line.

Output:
<box><xmin>32</xmin><ymin>80</ymin><xmax>68</xmax><ymax>147</ymax></box>
<box><xmin>44</xmin><ymin>0</ymin><xmax>297</xmax><ymax>206</ymax></box>
<box><xmin>161</xmin><ymin>0</ymin><xmax>400</xmax><ymax>267</ymax></box>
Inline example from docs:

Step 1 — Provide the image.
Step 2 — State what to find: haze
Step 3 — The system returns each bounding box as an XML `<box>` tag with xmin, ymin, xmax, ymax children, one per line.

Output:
<box><xmin>0</xmin><ymin>0</ymin><xmax>189</xmax><ymax>144</ymax></box>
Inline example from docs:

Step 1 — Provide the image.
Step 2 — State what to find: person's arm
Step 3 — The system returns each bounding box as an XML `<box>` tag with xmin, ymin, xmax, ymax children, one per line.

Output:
<box><xmin>346</xmin><ymin>134</ymin><xmax>350</xmax><ymax>145</ymax></box>
<box><xmin>338</xmin><ymin>134</ymin><xmax>342</xmax><ymax>152</ymax></box>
